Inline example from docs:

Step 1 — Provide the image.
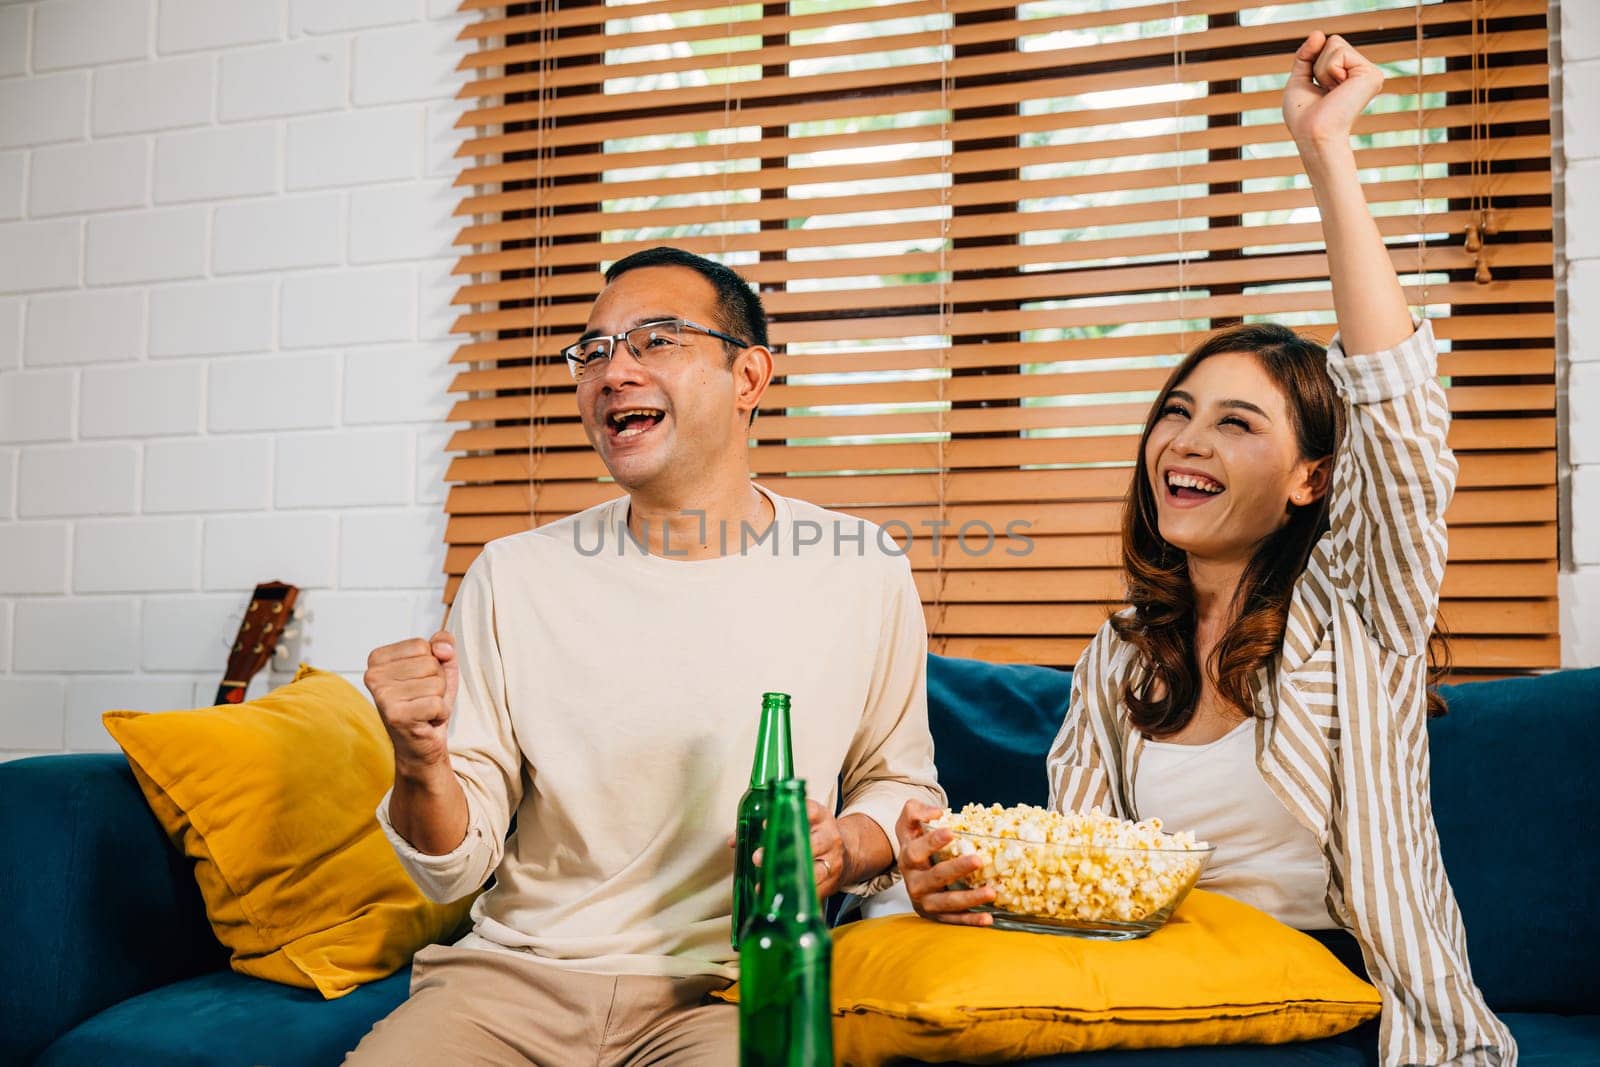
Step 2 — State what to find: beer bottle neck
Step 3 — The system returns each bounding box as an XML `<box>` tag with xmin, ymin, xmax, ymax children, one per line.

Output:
<box><xmin>755</xmin><ymin>779</ymin><xmax>820</xmax><ymax>922</ymax></box>
<box><xmin>748</xmin><ymin>700</ymin><xmax>793</xmax><ymax>788</ymax></box>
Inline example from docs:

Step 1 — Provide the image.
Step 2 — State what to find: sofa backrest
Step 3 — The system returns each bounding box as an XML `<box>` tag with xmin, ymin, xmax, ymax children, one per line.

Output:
<box><xmin>0</xmin><ymin>753</ymin><xmax>226</xmax><ymax>1064</ymax></box>
<box><xmin>926</xmin><ymin>653</ymin><xmax>1071</xmax><ymax>810</ymax></box>
<box><xmin>1430</xmin><ymin>668</ymin><xmax>1599</xmax><ymax>1014</ymax></box>
<box><xmin>925</xmin><ymin>655</ymin><xmax>1599</xmax><ymax>1015</ymax></box>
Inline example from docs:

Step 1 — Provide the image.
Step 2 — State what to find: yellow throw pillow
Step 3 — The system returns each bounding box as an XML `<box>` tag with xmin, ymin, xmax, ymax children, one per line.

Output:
<box><xmin>102</xmin><ymin>665</ymin><xmax>475</xmax><ymax>999</ymax></box>
<box><xmin>722</xmin><ymin>890</ymin><xmax>1379</xmax><ymax>1065</ymax></box>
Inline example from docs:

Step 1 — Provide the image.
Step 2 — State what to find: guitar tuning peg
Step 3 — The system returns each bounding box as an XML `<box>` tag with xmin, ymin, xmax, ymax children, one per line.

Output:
<box><xmin>274</xmin><ymin>644</ymin><xmax>289</xmax><ymax>661</ymax></box>
<box><xmin>280</xmin><ymin>628</ymin><xmax>299</xmax><ymax>641</ymax></box>
<box><xmin>292</xmin><ymin>605</ymin><xmax>309</xmax><ymax>622</ymax></box>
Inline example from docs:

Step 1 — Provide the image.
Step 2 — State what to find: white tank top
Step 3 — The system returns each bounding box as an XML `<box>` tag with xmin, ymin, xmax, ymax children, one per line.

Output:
<box><xmin>1133</xmin><ymin>719</ymin><xmax>1334</xmax><ymax>930</ymax></box>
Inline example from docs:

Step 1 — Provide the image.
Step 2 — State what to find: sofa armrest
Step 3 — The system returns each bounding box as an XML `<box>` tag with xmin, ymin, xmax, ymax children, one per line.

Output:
<box><xmin>0</xmin><ymin>753</ymin><xmax>226</xmax><ymax>1064</ymax></box>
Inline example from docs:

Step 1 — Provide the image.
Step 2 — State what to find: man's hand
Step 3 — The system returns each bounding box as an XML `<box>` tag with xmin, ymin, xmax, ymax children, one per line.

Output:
<box><xmin>730</xmin><ymin>802</ymin><xmax>891</xmax><ymax>901</ymax></box>
<box><xmin>1283</xmin><ymin>31</ymin><xmax>1385</xmax><ymax>152</ymax></box>
<box><xmin>806</xmin><ymin>800</ymin><xmax>847</xmax><ymax>899</ymax></box>
<box><xmin>895</xmin><ymin>799</ymin><xmax>996</xmax><ymax>926</ymax></box>
<box><xmin>365</xmin><ymin>630</ymin><xmax>458</xmax><ymax>775</ymax></box>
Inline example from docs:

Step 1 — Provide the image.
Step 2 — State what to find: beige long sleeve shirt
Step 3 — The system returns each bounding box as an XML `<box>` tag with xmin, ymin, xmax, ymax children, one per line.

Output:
<box><xmin>378</xmin><ymin>485</ymin><xmax>944</xmax><ymax>979</ymax></box>
<box><xmin>1048</xmin><ymin>322</ymin><xmax>1516</xmax><ymax>1066</ymax></box>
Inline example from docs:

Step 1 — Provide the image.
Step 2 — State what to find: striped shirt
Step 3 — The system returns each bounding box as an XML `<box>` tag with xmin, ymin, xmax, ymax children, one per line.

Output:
<box><xmin>1046</xmin><ymin>321</ymin><xmax>1515</xmax><ymax>1066</ymax></box>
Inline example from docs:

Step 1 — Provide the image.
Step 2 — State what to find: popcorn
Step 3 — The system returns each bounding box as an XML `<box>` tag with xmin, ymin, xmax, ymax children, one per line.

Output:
<box><xmin>929</xmin><ymin>804</ymin><xmax>1211</xmax><ymax>926</ymax></box>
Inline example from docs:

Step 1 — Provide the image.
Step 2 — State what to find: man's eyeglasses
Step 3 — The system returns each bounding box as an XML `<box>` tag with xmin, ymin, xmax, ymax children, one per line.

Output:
<box><xmin>562</xmin><ymin>318</ymin><xmax>749</xmax><ymax>382</ymax></box>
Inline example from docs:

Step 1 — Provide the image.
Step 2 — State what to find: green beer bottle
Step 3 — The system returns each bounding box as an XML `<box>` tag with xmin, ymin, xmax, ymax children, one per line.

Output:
<box><xmin>733</xmin><ymin>692</ymin><xmax>793</xmax><ymax>950</ymax></box>
<box><xmin>739</xmin><ymin>778</ymin><xmax>833</xmax><ymax>1067</ymax></box>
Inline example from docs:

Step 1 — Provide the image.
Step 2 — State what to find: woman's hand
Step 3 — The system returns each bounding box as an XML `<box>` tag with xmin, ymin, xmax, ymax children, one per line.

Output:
<box><xmin>1283</xmin><ymin>31</ymin><xmax>1385</xmax><ymax>155</ymax></box>
<box><xmin>894</xmin><ymin>800</ymin><xmax>996</xmax><ymax>926</ymax></box>
<box><xmin>1283</xmin><ymin>30</ymin><xmax>1414</xmax><ymax>356</ymax></box>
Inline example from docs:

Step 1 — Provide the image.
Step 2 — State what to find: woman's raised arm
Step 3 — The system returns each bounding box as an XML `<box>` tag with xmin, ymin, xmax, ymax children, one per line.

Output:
<box><xmin>1284</xmin><ymin>31</ymin><xmax>1414</xmax><ymax>354</ymax></box>
<box><xmin>1286</xmin><ymin>32</ymin><xmax>1457</xmax><ymax>655</ymax></box>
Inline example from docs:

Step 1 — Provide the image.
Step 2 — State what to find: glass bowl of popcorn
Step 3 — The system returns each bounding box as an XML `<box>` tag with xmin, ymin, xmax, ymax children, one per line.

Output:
<box><xmin>929</xmin><ymin>803</ymin><xmax>1214</xmax><ymax>941</ymax></box>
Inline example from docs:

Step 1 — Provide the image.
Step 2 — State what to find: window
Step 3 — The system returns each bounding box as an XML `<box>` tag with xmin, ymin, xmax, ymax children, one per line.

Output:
<box><xmin>445</xmin><ymin>0</ymin><xmax>1556</xmax><ymax>671</ymax></box>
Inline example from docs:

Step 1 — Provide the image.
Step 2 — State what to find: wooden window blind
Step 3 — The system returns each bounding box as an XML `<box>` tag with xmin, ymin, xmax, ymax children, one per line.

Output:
<box><xmin>443</xmin><ymin>0</ymin><xmax>1556</xmax><ymax>672</ymax></box>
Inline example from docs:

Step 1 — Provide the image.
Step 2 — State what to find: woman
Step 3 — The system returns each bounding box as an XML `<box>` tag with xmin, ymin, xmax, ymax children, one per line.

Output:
<box><xmin>896</xmin><ymin>32</ymin><xmax>1514</xmax><ymax>1067</ymax></box>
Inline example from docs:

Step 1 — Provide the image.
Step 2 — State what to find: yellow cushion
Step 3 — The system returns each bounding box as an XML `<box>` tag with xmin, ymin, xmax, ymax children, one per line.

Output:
<box><xmin>102</xmin><ymin>665</ymin><xmax>475</xmax><ymax>999</ymax></box>
<box><xmin>724</xmin><ymin>890</ymin><xmax>1379</xmax><ymax>1065</ymax></box>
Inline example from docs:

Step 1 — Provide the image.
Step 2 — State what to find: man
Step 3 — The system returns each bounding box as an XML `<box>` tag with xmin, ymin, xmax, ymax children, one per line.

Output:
<box><xmin>350</xmin><ymin>247</ymin><xmax>944</xmax><ymax>1065</ymax></box>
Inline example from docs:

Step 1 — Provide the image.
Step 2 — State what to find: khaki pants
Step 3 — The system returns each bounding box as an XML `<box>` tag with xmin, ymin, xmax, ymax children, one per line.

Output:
<box><xmin>345</xmin><ymin>944</ymin><xmax>737</xmax><ymax>1067</ymax></box>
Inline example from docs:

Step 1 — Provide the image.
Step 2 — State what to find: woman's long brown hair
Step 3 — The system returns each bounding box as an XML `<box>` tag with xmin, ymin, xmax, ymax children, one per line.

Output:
<box><xmin>1112</xmin><ymin>322</ymin><xmax>1448</xmax><ymax>735</ymax></box>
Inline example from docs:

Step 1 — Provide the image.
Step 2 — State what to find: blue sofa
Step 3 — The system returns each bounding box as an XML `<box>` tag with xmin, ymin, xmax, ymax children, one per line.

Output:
<box><xmin>3</xmin><ymin>659</ymin><xmax>1597</xmax><ymax>1066</ymax></box>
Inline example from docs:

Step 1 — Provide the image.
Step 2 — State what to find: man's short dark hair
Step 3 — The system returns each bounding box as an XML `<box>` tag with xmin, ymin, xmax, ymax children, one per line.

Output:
<box><xmin>604</xmin><ymin>247</ymin><xmax>769</xmax><ymax>353</ymax></box>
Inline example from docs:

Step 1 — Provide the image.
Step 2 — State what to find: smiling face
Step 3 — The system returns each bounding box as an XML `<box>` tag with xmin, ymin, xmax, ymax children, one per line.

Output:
<box><xmin>575</xmin><ymin>264</ymin><xmax>768</xmax><ymax>500</ymax></box>
<box><xmin>1143</xmin><ymin>351</ymin><xmax>1330</xmax><ymax>565</ymax></box>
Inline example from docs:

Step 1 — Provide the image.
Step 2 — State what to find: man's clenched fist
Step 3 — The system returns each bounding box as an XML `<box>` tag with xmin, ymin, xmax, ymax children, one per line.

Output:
<box><xmin>365</xmin><ymin>630</ymin><xmax>459</xmax><ymax>771</ymax></box>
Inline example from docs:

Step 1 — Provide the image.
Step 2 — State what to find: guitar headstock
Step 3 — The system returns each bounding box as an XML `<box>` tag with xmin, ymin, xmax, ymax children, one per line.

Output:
<box><xmin>216</xmin><ymin>582</ymin><xmax>301</xmax><ymax>705</ymax></box>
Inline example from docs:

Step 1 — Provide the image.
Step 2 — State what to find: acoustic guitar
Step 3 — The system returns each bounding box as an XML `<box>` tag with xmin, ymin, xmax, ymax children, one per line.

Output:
<box><xmin>216</xmin><ymin>581</ymin><xmax>301</xmax><ymax>705</ymax></box>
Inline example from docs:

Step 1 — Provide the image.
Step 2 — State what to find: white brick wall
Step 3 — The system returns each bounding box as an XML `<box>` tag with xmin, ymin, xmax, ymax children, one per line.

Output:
<box><xmin>275</xmin><ymin>429</ymin><xmax>413</xmax><ymax>508</ymax></box>
<box><xmin>149</xmin><ymin>279</ymin><xmax>274</xmax><ymax>357</ymax></box>
<box><xmin>157</xmin><ymin>0</ymin><xmax>285</xmax><ymax>55</ymax></box>
<box><xmin>353</xmin><ymin>22</ymin><xmax>459</xmax><ymax>105</ymax></box>
<box><xmin>28</xmin><ymin>139</ymin><xmax>151</xmax><ymax>217</ymax></box>
<box><xmin>208</xmin><ymin>351</ymin><xmax>338</xmax><ymax>431</ymax></box>
<box><xmin>24</xmin><ymin>289</ymin><xmax>145</xmax><ymax>365</ymax></box>
<box><xmin>86</xmin><ymin>207</ymin><xmax>209</xmax><ymax>285</ymax></box>
<box><xmin>281</xmin><ymin>266</ymin><xmax>414</xmax><ymax>347</ymax></box>
<box><xmin>73</xmin><ymin>517</ymin><xmax>199</xmax><ymax>593</ymax></box>
<box><xmin>144</xmin><ymin>436</ymin><xmax>273</xmax><ymax>512</ymax></box>
<box><xmin>202</xmin><ymin>512</ymin><xmax>337</xmax><ymax>591</ymax></box>
<box><xmin>344</xmin><ymin>343</ymin><xmax>452</xmax><ymax>424</ymax></box>
<box><xmin>80</xmin><ymin>362</ymin><xmax>205</xmax><ymax>438</ymax></box>
<box><xmin>286</xmin><ymin>106</ymin><xmax>421</xmax><ymax>190</ymax></box>
<box><xmin>0</xmin><ymin>10</ymin><xmax>29</xmax><ymax>79</ymax></box>
<box><xmin>295</xmin><ymin>0</ymin><xmax>421</xmax><ymax>36</ymax></box>
<box><xmin>33</xmin><ymin>0</ymin><xmax>150</xmax><ymax>72</ymax></box>
<box><xmin>1</xmin><ymin>153</ymin><xmax>24</xmax><ymax>220</ymax></box>
<box><xmin>65</xmin><ymin>676</ymin><xmax>196</xmax><ymax>750</ymax></box>
<box><xmin>1564</xmin><ymin>0</ymin><xmax>1600</xmax><ymax>666</ymax></box>
<box><xmin>0</xmin><ymin>0</ymin><xmax>467</xmax><ymax>751</ymax></box>
<box><xmin>0</xmin><ymin>447</ymin><xmax>16</xmax><ymax>517</ymax></box>
<box><xmin>0</xmin><ymin>220</ymin><xmax>82</xmax><ymax>293</ymax></box>
<box><xmin>13</xmin><ymin>597</ymin><xmax>139</xmax><ymax>672</ymax></box>
<box><xmin>0</xmin><ymin>369</ymin><xmax>75</xmax><ymax>443</ymax></box>
<box><xmin>348</xmin><ymin>181</ymin><xmax>456</xmax><ymax>264</ymax></box>
<box><xmin>0</xmin><ymin>677</ymin><xmax>66</xmax><ymax>750</ymax></box>
<box><xmin>92</xmin><ymin>57</ymin><xmax>214</xmax><ymax>136</ymax></box>
<box><xmin>300</xmin><ymin>591</ymin><xmax>424</xmax><ymax>672</ymax></box>
<box><xmin>154</xmin><ymin>124</ymin><xmax>279</xmax><ymax>203</ymax></box>
<box><xmin>19</xmin><ymin>444</ymin><xmax>139</xmax><ymax>517</ymax></box>
<box><xmin>214</xmin><ymin>194</ymin><xmax>341</xmax><ymax>274</ymax></box>
<box><xmin>139</xmin><ymin>594</ymin><xmax>238</xmax><ymax>671</ymax></box>
<box><xmin>0</xmin><ymin>522</ymin><xmax>69</xmax><ymax>595</ymax></box>
<box><xmin>219</xmin><ymin>40</ymin><xmax>348</xmax><ymax>121</ymax></box>
<box><xmin>0</xmin><ymin>73</ymin><xmax>90</xmax><ymax>148</ymax></box>
<box><xmin>0</xmin><ymin>301</ymin><xmax>17</xmax><ymax>369</ymax></box>
<box><xmin>340</xmin><ymin>509</ymin><xmax>445</xmax><ymax>590</ymax></box>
